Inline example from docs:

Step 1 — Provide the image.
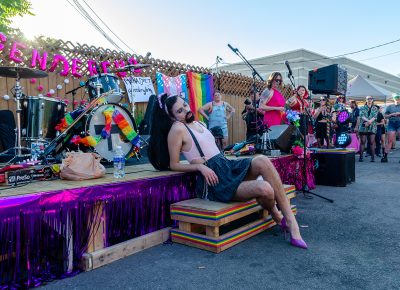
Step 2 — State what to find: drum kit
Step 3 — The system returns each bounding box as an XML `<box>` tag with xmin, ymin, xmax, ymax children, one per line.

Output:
<box><xmin>0</xmin><ymin>63</ymin><xmax>151</xmax><ymax>164</ymax></box>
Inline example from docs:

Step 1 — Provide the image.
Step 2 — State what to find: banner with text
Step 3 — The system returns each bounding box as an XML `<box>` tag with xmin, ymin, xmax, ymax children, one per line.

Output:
<box><xmin>123</xmin><ymin>76</ymin><xmax>155</xmax><ymax>103</ymax></box>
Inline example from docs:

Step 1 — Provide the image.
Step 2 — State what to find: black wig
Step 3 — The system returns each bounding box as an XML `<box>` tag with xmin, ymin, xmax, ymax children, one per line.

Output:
<box><xmin>147</xmin><ymin>94</ymin><xmax>179</xmax><ymax>170</ymax></box>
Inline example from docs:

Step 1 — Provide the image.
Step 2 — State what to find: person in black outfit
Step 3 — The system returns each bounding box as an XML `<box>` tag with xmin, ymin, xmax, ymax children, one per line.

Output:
<box><xmin>349</xmin><ymin>100</ymin><xmax>360</xmax><ymax>133</ymax></box>
<box><xmin>375</xmin><ymin>106</ymin><xmax>385</xmax><ymax>157</ymax></box>
<box><xmin>312</xmin><ymin>96</ymin><xmax>331</xmax><ymax>148</ymax></box>
<box><xmin>241</xmin><ymin>87</ymin><xmax>264</xmax><ymax>141</ymax></box>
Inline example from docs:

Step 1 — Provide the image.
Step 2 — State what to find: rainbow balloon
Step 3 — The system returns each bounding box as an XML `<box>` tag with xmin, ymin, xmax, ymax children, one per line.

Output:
<box><xmin>186</xmin><ymin>72</ymin><xmax>214</xmax><ymax>121</ymax></box>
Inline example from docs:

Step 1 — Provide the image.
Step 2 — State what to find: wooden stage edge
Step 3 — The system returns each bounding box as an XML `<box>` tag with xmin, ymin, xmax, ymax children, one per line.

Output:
<box><xmin>80</xmin><ymin>227</ymin><xmax>171</xmax><ymax>271</ymax></box>
<box><xmin>0</xmin><ymin>154</ymin><xmax>295</xmax><ymax>198</ymax></box>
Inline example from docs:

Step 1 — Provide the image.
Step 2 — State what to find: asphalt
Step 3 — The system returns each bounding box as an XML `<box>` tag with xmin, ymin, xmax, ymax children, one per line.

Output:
<box><xmin>42</xmin><ymin>145</ymin><xmax>400</xmax><ymax>290</ymax></box>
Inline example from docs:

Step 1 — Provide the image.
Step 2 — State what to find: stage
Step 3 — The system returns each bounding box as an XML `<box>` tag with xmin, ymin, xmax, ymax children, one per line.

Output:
<box><xmin>0</xmin><ymin>154</ymin><xmax>315</xmax><ymax>287</ymax></box>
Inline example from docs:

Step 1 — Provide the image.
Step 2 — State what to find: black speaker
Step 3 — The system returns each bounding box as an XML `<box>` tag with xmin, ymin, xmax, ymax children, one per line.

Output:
<box><xmin>314</xmin><ymin>151</ymin><xmax>355</xmax><ymax>187</ymax></box>
<box><xmin>308</xmin><ymin>64</ymin><xmax>347</xmax><ymax>95</ymax></box>
<box><xmin>268</xmin><ymin>124</ymin><xmax>296</xmax><ymax>153</ymax></box>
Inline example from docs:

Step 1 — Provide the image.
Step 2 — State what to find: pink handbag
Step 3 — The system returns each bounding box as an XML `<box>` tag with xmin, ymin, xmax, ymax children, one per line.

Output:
<box><xmin>60</xmin><ymin>152</ymin><xmax>106</xmax><ymax>180</ymax></box>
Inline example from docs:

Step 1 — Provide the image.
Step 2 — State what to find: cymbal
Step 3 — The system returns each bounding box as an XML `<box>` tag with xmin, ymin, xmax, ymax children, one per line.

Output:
<box><xmin>0</xmin><ymin>66</ymin><xmax>48</xmax><ymax>79</ymax></box>
<box><xmin>112</xmin><ymin>63</ymin><xmax>151</xmax><ymax>72</ymax></box>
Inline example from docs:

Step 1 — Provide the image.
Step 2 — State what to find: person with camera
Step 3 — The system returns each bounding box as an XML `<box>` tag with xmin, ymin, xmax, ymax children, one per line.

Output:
<box><xmin>358</xmin><ymin>96</ymin><xmax>378</xmax><ymax>162</ymax></box>
<box><xmin>198</xmin><ymin>90</ymin><xmax>235</xmax><ymax>149</ymax></box>
<box><xmin>241</xmin><ymin>87</ymin><xmax>264</xmax><ymax>140</ymax></box>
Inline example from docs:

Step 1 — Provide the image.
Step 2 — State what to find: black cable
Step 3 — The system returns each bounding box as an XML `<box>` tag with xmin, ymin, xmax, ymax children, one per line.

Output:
<box><xmin>72</xmin><ymin>0</ymin><xmax>124</xmax><ymax>51</ymax></box>
<box><xmin>66</xmin><ymin>0</ymin><xmax>124</xmax><ymax>52</ymax></box>
<box><xmin>358</xmin><ymin>49</ymin><xmax>400</xmax><ymax>61</ymax></box>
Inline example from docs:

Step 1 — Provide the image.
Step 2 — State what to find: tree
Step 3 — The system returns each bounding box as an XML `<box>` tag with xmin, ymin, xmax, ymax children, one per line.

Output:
<box><xmin>0</xmin><ymin>0</ymin><xmax>33</xmax><ymax>35</ymax></box>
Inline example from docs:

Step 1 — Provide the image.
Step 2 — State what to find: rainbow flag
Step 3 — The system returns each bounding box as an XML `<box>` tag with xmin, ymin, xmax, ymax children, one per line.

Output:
<box><xmin>186</xmin><ymin>72</ymin><xmax>214</xmax><ymax>121</ymax></box>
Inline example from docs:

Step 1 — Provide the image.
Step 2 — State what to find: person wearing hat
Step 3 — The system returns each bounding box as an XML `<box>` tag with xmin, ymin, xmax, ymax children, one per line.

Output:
<box><xmin>381</xmin><ymin>93</ymin><xmax>400</xmax><ymax>162</ymax></box>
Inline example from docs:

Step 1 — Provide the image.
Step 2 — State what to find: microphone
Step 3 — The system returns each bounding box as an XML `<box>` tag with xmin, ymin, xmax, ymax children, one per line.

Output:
<box><xmin>228</xmin><ymin>44</ymin><xmax>238</xmax><ymax>53</ymax></box>
<box><xmin>285</xmin><ymin>60</ymin><xmax>293</xmax><ymax>76</ymax></box>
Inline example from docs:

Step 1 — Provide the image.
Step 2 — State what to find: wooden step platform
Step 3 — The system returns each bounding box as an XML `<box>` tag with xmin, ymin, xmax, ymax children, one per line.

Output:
<box><xmin>171</xmin><ymin>184</ymin><xmax>296</xmax><ymax>253</ymax></box>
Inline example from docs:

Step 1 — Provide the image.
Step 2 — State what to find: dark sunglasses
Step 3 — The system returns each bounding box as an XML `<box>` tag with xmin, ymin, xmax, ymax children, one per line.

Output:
<box><xmin>338</xmin><ymin>96</ymin><xmax>345</xmax><ymax>99</ymax></box>
<box><xmin>366</xmin><ymin>98</ymin><xmax>374</xmax><ymax>101</ymax></box>
<box><xmin>274</xmin><ymin>79</ymin><xmax>282</xmax><ymax>83</ymax></box>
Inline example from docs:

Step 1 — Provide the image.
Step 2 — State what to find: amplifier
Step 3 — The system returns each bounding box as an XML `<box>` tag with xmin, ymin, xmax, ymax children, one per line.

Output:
<box><xmin>314</xmin><ymin>150</ymin><xmax>355</xmax><ymax>187</ymax></box>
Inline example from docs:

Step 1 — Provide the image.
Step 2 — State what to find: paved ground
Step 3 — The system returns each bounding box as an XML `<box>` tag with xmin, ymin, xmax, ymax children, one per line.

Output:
<box><xmin>43</xmin><ymin>146</ymin><xmax>400</xmax><ymax>290</ymax></box>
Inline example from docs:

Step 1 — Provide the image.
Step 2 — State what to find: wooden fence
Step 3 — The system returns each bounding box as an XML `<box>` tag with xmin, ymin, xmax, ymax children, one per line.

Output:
<box><xmin>0</xmin><ymin>36</ymin><xmax>293</xmax><ymax>145</ymax></box>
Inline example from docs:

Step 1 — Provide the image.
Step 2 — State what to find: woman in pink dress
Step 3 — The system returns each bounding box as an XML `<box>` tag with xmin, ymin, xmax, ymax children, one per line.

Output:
<box><xmin>259</xmin><ymin>72</ymin><xmax>286</xmax><ymax>127</ymax></box>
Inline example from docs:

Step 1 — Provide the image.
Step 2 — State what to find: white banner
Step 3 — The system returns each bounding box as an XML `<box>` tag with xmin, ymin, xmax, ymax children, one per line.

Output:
<box><xmin>123</xmin><ymin>76</ymin><xmax>155</xmax><ymax>103</ymax></box>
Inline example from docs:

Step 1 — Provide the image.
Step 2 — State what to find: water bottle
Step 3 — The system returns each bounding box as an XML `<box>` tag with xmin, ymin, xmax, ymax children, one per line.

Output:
<box><xmin>113</xmin><ymin>146</ymin><xmax>125</xmax><ymax>178</ymax></box>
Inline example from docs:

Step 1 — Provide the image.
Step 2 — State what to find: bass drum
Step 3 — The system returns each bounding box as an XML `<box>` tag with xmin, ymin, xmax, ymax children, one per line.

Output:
<box><xmin>86</xmin><ymin>104</ymin><xmax>137</xmax><ymax>161</ymax></box>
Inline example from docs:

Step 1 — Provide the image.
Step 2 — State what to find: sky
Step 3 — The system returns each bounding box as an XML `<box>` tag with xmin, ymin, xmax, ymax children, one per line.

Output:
<box><xmin>11</xmin><ymin>0</ymin><xmax>400</xmax><ymax>76</ymax></box>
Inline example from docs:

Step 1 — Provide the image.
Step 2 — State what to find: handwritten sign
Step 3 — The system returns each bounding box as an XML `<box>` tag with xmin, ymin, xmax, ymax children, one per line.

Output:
<box><xmin>123</xmin><ymin>76</ymin><xmax>155</xmax><ymax>103</ymax></box>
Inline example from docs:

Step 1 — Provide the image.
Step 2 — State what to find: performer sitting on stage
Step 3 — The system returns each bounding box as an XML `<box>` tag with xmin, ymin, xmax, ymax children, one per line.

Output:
<box><xmin>259</xmin><ymin>72</ymin><xmax>286</xmax><ymax>127</ymax></box>
<box><xmin>313</xmin><ymin>96</ymin><xmax>331</xmax><ymax>148</ymax></box>
<box><xmin>148</xmin><ymin>93</ymin><xmax>307</xmax><ymax>249</ymax></box>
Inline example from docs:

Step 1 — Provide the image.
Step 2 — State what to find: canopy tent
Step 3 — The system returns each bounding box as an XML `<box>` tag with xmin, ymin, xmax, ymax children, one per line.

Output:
<box><xmin>346</xmin><ymin>75</ymin><xmax>392</xmax><ymax>102</ymax></box>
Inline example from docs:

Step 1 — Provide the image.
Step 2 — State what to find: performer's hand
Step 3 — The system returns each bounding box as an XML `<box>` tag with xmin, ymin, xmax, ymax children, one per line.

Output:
<box><xmin>199</xmin><ymin>164</ymin><xmax>219</xmax><ymax>186</ymax></box>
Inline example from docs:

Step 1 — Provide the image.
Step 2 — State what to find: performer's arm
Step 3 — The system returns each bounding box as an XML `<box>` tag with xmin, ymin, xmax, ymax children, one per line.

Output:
<box><xmin>259</xmin><ymin>91</ymin><xmax>284</xmax><ymax>112</ymax></box>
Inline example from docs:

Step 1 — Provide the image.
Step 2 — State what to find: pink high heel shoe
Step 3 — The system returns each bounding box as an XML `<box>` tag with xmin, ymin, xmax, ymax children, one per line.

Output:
<box><xmin>280</xmin><ymin>217</ymin><xmax>308</xmax><ymax>249</ymax></box>
<box><xmin>290</xmin><ymin>238</ymin><xmax>308</xmax><ymax>249</ymax></box>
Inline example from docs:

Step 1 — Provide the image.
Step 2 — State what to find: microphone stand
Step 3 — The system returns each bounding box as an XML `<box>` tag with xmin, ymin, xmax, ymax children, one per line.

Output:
<box><xmin>66</xmin><ymin>84</ymin><xmax>85</xmax><ymax>111</ymax></box>
<box><xmin>286</xmin><ymin>71</ymin><xmax>333</xmax><ymax>202</ymax></box>
<box><xmin>228</xmin><ymin>44</ymin><xmax>264</xmax><ymax>152</ymax></box>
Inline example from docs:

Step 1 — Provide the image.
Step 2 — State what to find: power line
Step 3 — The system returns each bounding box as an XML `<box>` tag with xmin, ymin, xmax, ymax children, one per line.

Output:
<box><xmin>81</xmin><ymin>0</ymin><xmax>137</xmax><ymax>54</ymax></box>
<box><xmin>358</xmin><ymin>50</ymin><xmax>400</xmax><ymax>62</ymax></box>
<box><xmin>73</xmin><ymin>0</ymin><xmax>125</xmax><ymax>51</ymax></box>
<box><xmin>67</xmin><ymin>0</ymin><xmax>125</xmax><ymax>52</ymax></box>
<box><xmin>221</xmin><ymin>38</ymin><xmax>400</xmax><ymax>67</ymax></box>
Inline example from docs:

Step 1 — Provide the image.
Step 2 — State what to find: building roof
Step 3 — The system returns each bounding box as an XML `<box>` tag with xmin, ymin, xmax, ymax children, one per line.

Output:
<box><xmin>221</xmin><ymin>49</ymin><xmax>400</xmax><ymax>95</ymax></box>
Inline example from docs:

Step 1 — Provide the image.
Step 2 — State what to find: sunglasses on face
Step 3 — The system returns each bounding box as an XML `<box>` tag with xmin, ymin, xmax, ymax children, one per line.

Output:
<box><xmin>274</xmin><ymin>79</ymin><xmax>282</xmax><ymax>83</ymax></box>
<box><xmin>366</xmin><ymin>98</ymin><xmax>373</xmax><ymax>101</ymax></box>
